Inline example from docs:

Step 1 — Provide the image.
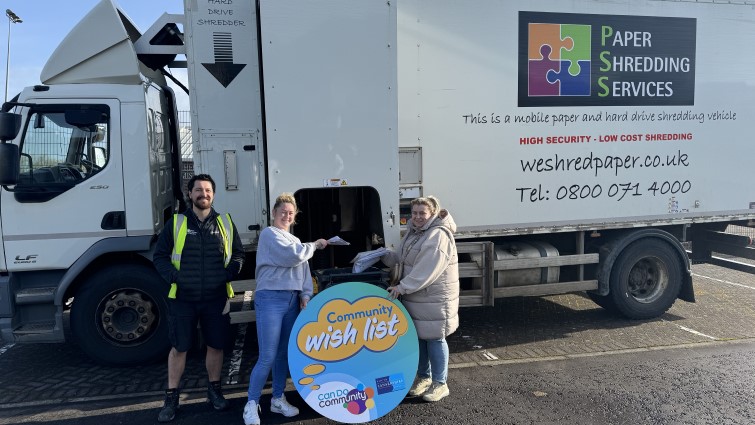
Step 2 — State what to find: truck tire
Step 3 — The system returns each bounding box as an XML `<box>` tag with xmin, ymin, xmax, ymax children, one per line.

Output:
<box><xmin>587</xmin><ymin>292</ymin><xmax>616</xmax><ymax>312</ymax></box>
<box><xmin>609</xmin><ymin>239</ymin><xmax>682</xmax><ymax>319</ymax></box>
<box><xmin>70</xmin><ymin>265</ymin><xmax>170</xmax><ymax>366</ymax></box>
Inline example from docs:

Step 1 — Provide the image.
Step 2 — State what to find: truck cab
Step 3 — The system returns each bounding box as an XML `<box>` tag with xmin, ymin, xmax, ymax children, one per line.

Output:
<box><xmin>0</xmin><ymin>0</ymin><xmax>180</xmax><ymax>364</ymax></box>
<box><xmin>0</xmin><ymin>0</ymin><xmax>398</xmax><ymax>365</ymax></box>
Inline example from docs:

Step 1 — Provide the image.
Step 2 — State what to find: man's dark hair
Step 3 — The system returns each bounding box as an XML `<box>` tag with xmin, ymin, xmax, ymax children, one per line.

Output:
<box><xmin>187</xmin><ymin>174</ymin><xmax>216</xmax><ymax>193</ymax></box>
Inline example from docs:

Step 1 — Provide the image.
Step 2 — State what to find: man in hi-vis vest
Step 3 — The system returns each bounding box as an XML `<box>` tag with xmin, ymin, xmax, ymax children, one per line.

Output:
<box><xmin>153</xmin><ymin>174</ymin><xmax>244</xmax><ymax>423</ymax></box>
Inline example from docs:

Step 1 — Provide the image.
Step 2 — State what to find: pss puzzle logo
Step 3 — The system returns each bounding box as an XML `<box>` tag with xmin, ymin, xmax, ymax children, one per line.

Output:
<box><xmin>528</xmin><ymin>23</ymin><xmax>591</xmax><ymax>96</ymax></box>
<box><xmin>518</xmin><ymin>11</ymin><xmax>696</xmax><ymax>107</ymax></box>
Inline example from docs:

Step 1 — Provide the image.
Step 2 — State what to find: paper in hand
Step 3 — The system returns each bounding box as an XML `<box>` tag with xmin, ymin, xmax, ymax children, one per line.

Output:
<box><xmin>327</xmin><ymin>236</ymin><xmax>350</xmax><ymax>245</ymax></box>
<box><xmin>351</xmin><ymin>247</ymin><xmax>387</xmax><ymax>273</ymax></box>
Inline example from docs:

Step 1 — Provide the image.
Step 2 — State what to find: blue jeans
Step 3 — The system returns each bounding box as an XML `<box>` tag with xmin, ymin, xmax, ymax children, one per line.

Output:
<box><xmin>417</xmin><ymin>337</ymin><xmax>449</xmax><ymax>384</ymax></box>
<box><xmin>247</xmin><ymin>290</ymin><xmax>300</xmax><ymax>402</ymax></box>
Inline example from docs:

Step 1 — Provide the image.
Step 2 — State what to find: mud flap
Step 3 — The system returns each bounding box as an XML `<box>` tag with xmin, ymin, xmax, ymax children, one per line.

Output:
<box><xmin>678</xmin><ymin>270</ymin><xmax>695</xmax><ymax>303</ymax></box>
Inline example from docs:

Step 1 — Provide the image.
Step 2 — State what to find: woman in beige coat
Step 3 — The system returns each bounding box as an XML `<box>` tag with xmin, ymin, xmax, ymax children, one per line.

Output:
<box><xmin>384</xmin><ymin>196</ymin><xmax>459</xmax><ymax>403</ymax></box>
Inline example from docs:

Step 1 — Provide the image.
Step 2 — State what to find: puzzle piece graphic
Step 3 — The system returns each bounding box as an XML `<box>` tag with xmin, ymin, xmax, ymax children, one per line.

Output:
<box><xmin>528</xmin><ymin>22</ymin><xmax>591</xmax><ymax>96</ymax></box>
<box><xmin>528</xmin><ymin>23</ymin><xmax>573</xmax><ymax>61</ymax></box>
<box><xmin>547</xmin><ymin>60</ymin><xmax>591</xmax><ymax>96</ymax></box>
<box><xmin>559</xmin><ymin>24</ymin><xmax>591</xmax><ymax>76</ymax></box>
<box><xmin>529</xmin><ymin>45</ymin><xmax>560</xmax><ymax>96</ymax></box>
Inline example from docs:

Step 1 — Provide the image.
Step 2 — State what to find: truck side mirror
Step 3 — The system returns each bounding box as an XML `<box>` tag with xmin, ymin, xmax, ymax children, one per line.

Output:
<box><xmin>0</xmin><ymin>112</ymin><xmax>21</xmax><ymax>141</ymax></box>
<box><xmin>0</xmin><ymin>142</ymin><xmax>19</xmax><ymax>185</ymax></box>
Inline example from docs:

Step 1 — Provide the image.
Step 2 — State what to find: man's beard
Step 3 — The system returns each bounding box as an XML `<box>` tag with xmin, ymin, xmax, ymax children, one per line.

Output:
<box><xmin>192</xmin><ymin>197</ymin><xmax>211</xmax><ymax>210</ymax></box>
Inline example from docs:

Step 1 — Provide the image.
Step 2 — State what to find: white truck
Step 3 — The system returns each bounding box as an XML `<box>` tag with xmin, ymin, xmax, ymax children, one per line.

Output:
<box><xmin>0</xmin><ymin>0</ymin><xmax>754</xmax><ymax>365</ymax></box>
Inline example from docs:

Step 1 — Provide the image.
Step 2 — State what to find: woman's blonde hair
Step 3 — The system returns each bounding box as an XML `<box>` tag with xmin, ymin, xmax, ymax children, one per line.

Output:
<box><xmin>272</xmin><ymin>192</ymin><xmax>298</xmax><ymax>225</ymax></box>
<box><xmin>410</xmin><ymin>195</ymin><xmax>440</xmax><ymax>216</ymax></box>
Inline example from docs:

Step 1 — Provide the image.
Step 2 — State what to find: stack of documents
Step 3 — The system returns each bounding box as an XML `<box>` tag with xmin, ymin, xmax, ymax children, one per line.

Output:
<box><xmin>327</xmin><ymin>236</ymin><xmax>350</xmax><ymax>245</ymax></box>
<box><xmin>351</xmin><ymin>247</ymin><xmax>388</xmax><ymax>273</ymax></box>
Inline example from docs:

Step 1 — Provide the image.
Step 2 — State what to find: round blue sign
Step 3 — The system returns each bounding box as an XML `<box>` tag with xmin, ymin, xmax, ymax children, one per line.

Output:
<box><xmin>288</xmin><ymin>282</ymin><xmax>418</xmax><ymax>423</ymax></box>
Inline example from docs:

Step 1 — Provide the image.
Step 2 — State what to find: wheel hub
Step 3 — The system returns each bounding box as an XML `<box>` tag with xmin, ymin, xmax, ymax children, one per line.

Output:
<box><xmin>99</xmin><ymin>291</ymin><xmax>156</xmax><ymax>343</ymax></box>
<box><xmin>627</xmin><ymin>257</ymin><xmax>669</xmax><ymax>304</ymax></box>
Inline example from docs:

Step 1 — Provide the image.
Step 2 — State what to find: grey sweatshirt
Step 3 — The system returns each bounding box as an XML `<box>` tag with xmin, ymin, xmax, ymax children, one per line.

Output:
<box><xmin>255</xmin><ymin>226</ymin><xmax>315</xmax><ymax>300</ymax></box>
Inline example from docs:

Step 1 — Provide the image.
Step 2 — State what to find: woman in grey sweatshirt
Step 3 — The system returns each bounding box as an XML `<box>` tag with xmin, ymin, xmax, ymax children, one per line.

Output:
<box><xmin>243</xmin><ymin>193</ymin><xmax>328</xmax><ymax>425</ymax></box>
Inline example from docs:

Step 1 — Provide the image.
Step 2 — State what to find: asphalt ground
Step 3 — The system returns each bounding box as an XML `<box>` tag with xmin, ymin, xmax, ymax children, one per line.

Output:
<box><xmin>0</xmin><ymin>262</ymin><xmax>753</xmax><ymax>416</ymax></box>
<box><xmin>1</xmin><ymin>340</ymin><xmax>753</xmax><ymax>425</ymax></box>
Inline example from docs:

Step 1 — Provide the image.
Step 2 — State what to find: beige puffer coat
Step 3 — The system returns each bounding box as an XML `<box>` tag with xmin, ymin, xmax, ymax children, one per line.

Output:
<box><xmin>382</xmin><ymin>209</ymin><xmax>459</xmax><ymax>340</ymax></box>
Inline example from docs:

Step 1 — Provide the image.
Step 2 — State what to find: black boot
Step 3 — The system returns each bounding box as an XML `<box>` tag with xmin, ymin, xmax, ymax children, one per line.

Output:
<box><xmin>207</xmin><ymin>381</ymin><xmax>230</xmax><ymax>411</ymax></box>
<box><xmin>157</xmin><ymin>388</ymin><xmax>180</xmax><ymax>422</ymax></box>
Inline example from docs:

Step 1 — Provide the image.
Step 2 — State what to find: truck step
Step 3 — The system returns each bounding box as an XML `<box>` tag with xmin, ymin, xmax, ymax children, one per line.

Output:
<box><xmin>232</xmin><ymin>279</ymin><xmax>256</xmax><ymax>293</ymax></box>
<box><xmin>230</xmin><ymin>310</ymin><xmax>256</xmax><ymax>324</ymax></box>
<box><xmin>229</xmin><ymin>280</ymin><xmax>256</xmax><ymax>324</ymax></box>
<box><xmin>11</xmin><ymin>321</ymin><xmax>63</xmax><ymax>344</ymax></box>
<box><xmin>12</xmin><ymin>321</ymin><xmax>62</xmax><ymax>342</ymax></box>
<box><xmin>15</xmin><ymin>287</ymin><xmax>56</xmax><ymax>305</ymax></box>
<box><xmin>13</xmin><ymin>321</ymin><xmax>56</xmax><ymax>334</ymax></box>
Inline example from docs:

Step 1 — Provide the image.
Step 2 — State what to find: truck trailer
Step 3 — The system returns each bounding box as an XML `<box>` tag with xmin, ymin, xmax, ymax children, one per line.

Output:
<box><xmin>0</xmin><ymin>0</ymin><xmax>754</xmax><ymax>365</ymax></box>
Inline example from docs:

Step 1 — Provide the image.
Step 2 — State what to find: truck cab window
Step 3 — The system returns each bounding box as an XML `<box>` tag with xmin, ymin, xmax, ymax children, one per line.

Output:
<box><xmin>15</xmin><ymin>105</ymin><xmax>109</xmax><ymax>202</ymax></box>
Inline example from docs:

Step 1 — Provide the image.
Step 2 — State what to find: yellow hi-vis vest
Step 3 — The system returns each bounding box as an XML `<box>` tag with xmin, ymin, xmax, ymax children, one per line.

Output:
<box><xmin>169</xmin><ymin>213</ymin><xmax>235</xmax><ymax>299</ymax></box>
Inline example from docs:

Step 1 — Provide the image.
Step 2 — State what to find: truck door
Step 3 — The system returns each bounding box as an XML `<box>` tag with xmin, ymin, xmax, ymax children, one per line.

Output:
<box><xmin>1</xmin><ymin>101</ymin><xmax>124</xmax><ymax>272</ymax></box>
<box><xmin>183</xmin><ymin>0</ymin><xmax>267</xmax><ymax>246</ymax></box>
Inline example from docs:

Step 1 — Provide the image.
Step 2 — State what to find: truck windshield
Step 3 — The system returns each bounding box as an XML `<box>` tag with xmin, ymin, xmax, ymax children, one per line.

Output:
<box><xmin>15</xmin><ymin>104</ymin><xmax>109</xmax><ymax>201</ymax></box>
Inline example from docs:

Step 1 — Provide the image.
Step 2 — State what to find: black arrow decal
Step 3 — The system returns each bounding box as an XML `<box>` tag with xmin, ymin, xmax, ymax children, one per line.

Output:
<box><xmin>202</xmin><ymin>32</ymin><xmax>246</xmax><ymax>88</ymax></box>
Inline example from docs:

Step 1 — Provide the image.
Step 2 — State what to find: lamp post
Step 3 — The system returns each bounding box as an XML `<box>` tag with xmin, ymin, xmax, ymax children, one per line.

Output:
<box><xmin>5</xmin><ymin>9</ymin><xmax>22</xmax><ymax>102</ymax></box>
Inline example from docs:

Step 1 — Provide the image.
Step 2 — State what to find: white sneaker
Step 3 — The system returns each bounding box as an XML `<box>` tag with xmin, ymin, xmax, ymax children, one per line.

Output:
<box><xmin>408</xmin><ymin>376</ymin><xmax>432</xmax><ymax>397</ymax></box>
<box><xmin>422</xmin><ymin>382</ymin><xmax>449</xmax><ymax>402</ymax></box>
<box><xmin>243</xmin><ymin>400</ymin><xmax>260</xmax><ymax>425</ymax></box>
<box><xmin>270</xmin><ymin>394</ymin><xmax>299</xmax><ymax>417</ymax></box>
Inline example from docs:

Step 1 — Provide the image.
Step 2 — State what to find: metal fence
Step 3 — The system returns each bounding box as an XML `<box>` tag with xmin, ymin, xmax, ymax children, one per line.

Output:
<box><xmin>177</xmin><ymin>110</ymin><xmax>193</xmax><ymax>160</ymax></box>
<box><xmin>177</xmin><ymin>111</ymin><xmax>194</xmax><ymax>187</ymax></box>
<box><xmin>726</xmin><ymin>225</ymin><xmax>755</xmax><ymax>241</ymax></box>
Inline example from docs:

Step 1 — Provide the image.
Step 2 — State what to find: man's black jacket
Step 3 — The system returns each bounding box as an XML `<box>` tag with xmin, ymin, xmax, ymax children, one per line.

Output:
<box><xmin>153</xmin><ymin>208</ymin><xmax>244</xmax><ymax>302</ymax></box>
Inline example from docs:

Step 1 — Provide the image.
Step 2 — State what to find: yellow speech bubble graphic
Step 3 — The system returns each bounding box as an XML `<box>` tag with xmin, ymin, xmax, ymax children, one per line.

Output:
<box><xmin>296</xmin><ymin>296</ymin><xmax>409</xmax><ymax>362</ymax></box>
<box><xmin>303</xmin><ymin>363</ymin><xmax>326</xmax><ymax>376</ymax></box>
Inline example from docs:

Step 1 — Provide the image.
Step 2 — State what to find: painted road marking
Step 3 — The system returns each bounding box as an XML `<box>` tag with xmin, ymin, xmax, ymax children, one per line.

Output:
<box><xmin>692</xmin><ymin>272</ymin><xmax>755</xmax><ymax>291</ymax></box>
<box><xmin>672</xmin><ymin>323</ymin><xmax>717</xmax><ymax>340</ymax></box>
<box><xmin>0</xmin><ymin>343</ymin><xmax>14</xmax><ymax>357</ymax></box>
<box><xmin>678</xmin><ymin>271</ymin><xmax>755</xmax><ymax>341</ymax></box>
<box><xmin>480</xmin><ymin>350</ymin><xmax>499</xmax><ymax>361</ymax></box>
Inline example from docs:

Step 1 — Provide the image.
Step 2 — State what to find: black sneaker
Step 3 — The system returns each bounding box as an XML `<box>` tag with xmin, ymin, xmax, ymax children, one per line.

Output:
<box><xmin>207</xmin><ymin>381</ymin><xmax>230</xmax><ymax>411</ymax></box>
<box><xmin>157</xmin><ymin>389</ymin><xmax>179</xmax><ymax>423</ymax></box>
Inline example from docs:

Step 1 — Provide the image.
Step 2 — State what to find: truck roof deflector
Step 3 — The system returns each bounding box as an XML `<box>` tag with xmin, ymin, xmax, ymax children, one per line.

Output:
<box><xmin>41</xmin><ymin>0</ymin><xmax>145</xmax><ymax>85</ymax></box>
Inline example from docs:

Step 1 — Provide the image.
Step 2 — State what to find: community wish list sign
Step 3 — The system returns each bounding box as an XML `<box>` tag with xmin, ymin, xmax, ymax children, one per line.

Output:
<box><xmin>288</xmin><ymin>282</ymin><xmax>418</xmax><ymax>423</ymax></box>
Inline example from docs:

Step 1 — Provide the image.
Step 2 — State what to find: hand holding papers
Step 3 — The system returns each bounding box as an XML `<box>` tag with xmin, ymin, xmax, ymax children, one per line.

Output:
<box><xmin>327</xmin><ymin>236</ymin><xmax>350</xmax><ymax>246</ymax></box>
<box><xmin>351</xmin><ymin>247</ymin><xmax>387</xmax><ymax>273</ymax></box>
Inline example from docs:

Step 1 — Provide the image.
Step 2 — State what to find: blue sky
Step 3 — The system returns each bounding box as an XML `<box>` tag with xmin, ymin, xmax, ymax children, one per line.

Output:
<box><xmin>4</xmin><ymin>0</ymin><xmax>185</xmax><ymax>102</ymax></box>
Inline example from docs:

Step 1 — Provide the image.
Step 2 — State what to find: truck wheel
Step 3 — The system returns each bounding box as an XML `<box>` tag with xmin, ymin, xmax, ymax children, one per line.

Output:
<box><xmin>609</xmin><ymin>239</ymin><xmax>682</xmax><ymax>319</ymax></box>
<box><xmin>71</xmin><ymin>265</ymin><xmax>170</xmax><ymax>366</ymax></box>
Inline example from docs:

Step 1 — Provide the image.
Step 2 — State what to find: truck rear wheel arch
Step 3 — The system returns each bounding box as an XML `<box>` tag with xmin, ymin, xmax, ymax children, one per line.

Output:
<box><xmin>594</xmin><ymin>229</ymin><xmax>693</xmax><ymax>319</ymax></box>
